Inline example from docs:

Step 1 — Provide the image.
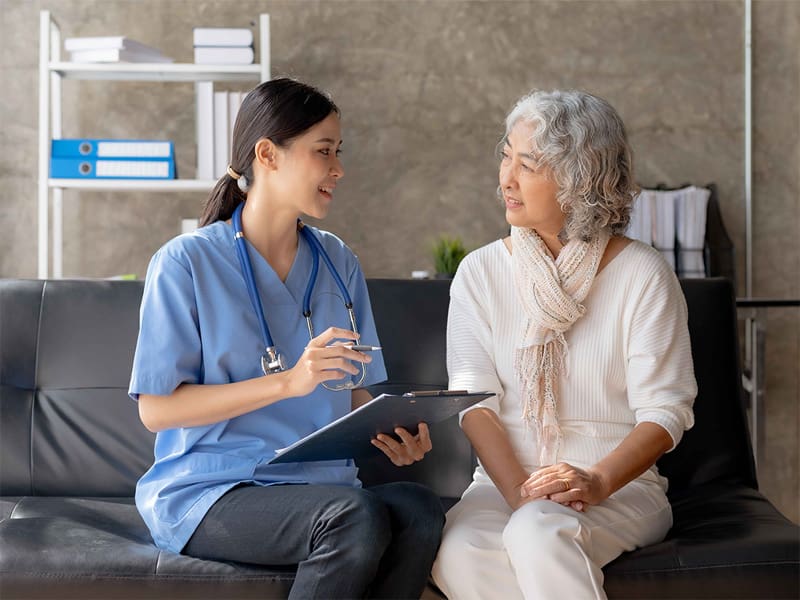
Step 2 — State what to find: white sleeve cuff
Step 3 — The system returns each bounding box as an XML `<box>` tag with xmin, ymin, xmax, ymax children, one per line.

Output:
<box><xmin>636</xmin><ymin>406</ymin><xmax>694</xmax><ymax>452</ymax></box>
<box><xmin>451</xmin><ymin>372</ymin><xmax>503</xmax><ymax>425</ymax></box>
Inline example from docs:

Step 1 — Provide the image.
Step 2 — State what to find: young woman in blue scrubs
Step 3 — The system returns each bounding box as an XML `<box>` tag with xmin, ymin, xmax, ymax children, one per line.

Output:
<box><xmin>129</xmin><ymin>78</ymin><xmax>444</xmax><ymax>599</ymax></box>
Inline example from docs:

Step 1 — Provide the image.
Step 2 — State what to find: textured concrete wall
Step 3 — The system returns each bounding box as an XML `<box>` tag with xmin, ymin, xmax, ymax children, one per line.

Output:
<box><xmin>1</xmin><ymin>0</ymin><xmax>797</xmax><ymax>522</ymax></box>
<box><xmin>750</xmin><ymin>0</ymin><xmax>799</xmax><ymax>526</ymax></box>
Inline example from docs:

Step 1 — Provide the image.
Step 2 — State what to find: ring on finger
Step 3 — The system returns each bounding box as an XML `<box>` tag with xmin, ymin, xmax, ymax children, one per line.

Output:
<box><xmin>560</xmin><ymin>478</ymin><xmax>570</xmax><ymax>492</ymax></box>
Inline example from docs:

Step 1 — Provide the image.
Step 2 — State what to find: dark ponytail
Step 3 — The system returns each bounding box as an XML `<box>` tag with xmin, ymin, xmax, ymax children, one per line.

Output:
<box><xmin>199</xmin><ymin>78</ymin><xmax>340</xmax><ymax>227</ymax></box>
<box><xmin>200</xmin><ymin>170</ymin><xmax>247</xmax><ymax>227</ymax></box>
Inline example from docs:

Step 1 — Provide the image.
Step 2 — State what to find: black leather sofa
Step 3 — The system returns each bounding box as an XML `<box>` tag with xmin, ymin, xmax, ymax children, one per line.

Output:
<box><xmin>1</xmin><ymin>277</ymin><xmax>797</xmax><ymax>599</ymax></box>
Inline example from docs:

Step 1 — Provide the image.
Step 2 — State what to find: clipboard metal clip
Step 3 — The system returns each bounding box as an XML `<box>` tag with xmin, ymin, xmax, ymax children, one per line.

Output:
<box><xmin>403</xmin><ymin>390</ymin><xmax>469</xmax><ymax>397</ymax></box>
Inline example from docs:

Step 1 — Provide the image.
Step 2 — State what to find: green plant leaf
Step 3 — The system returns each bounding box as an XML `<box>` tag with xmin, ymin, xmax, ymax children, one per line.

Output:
<box><xmin>431</xmin><ymin>235</ymin><xmax>467</xmax><ymax>276</ymax></box>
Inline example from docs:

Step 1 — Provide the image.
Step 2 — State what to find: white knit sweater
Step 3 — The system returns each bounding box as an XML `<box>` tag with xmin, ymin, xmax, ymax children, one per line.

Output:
<box><xmin>448</xmin><ymin>239</ymin><xmax>697</xmax><ymax>489</ymax></box>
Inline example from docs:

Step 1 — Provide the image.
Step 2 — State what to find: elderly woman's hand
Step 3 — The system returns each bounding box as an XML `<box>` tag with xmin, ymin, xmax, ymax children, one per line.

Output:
<box><xmin>518</xmin><ymin>462</ymin><xmax>611</xmax><ymax>512</ymax></box>
<box><xmin>371</xmin><ymin>423</ymin><xmax>432</xmax><ymax>466</ymax></box>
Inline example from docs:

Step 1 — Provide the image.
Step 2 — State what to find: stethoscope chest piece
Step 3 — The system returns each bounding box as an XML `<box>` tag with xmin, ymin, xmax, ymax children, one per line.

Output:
<box><xmin>261</xmin><ymin>347</ymin><xmax>286</xmax><ymax>375</ymax></box>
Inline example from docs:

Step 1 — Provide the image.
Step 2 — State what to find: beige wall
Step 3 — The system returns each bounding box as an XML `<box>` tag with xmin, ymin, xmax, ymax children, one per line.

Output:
<box><xmin>1</xmin><ymin>0</ymin><xmax>798</xmax><ymax>522</ymax></box>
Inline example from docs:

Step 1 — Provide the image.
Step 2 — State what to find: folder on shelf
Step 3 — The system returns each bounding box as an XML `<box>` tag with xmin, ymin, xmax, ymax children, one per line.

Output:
<box><xmin>51</xmin><ymin>157</ymin><xmax>175</xmax><ymax>179</ymax></box>
<box><xmin>52</xmin><ymin>139</ymin><xmax>174</xmax><ymax>159</ymax></box>
<box><xmin>267</xmin><ymin>391</ymin><xmax>494</xmax><ymax>464</ymax></box>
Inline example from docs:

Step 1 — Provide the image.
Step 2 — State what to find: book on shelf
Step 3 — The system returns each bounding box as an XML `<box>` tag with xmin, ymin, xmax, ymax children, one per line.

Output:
<box><xmin>213</xmin><ymin>91</ymin><xmax>229</xmax><ymax>179</ymax></box>
<box><xmin>69</xmin><ymin>48</ymin><xmax>174</xmax><ymax>64</ymax></box>
<box><xmin>196</xmin><ymin>88</ymin><xmax>243</xmax><ymax>180</ymax></box>
<box><xmin>65</xmin><ymin>36</ymin><xmax>165</xmax><ymax>56</ymax></box>
<box><xmin>228</xmin><ymin>91</ymin><xmax>242</xmax><ymax>138</ymax></box>
<box><xmin>196</xmin><ymin>82</ymin><xmax>215</xmax><ymax>180</ymax></box>
<box><xmin>193</xmin><ymin>27</ymin><xmax>254</xmax><ymax>47</ymax></box>
<box><xmin>194</xmin><ymin>46</ymin><xmax>254</xmax><ymax>65</ymax></box>
<box><xmin>52</xmin><ymin>139</ymin><xmax>174</xmax><ymax>159</ymax></box>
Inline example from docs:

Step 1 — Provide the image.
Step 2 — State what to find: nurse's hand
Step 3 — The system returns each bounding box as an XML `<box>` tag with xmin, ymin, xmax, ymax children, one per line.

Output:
<box><xmin>371</xmin><ymin>423</ymin><xmax>433</xmax><ymax>466</ymax></box>
<box><xmin>286</xmin><ymin>327</ymin><xmax>371</xmax><ymax>397</ymax></box>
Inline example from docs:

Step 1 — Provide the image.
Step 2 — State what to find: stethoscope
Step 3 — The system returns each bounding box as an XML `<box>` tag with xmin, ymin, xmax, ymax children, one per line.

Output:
<box><xmin>232</xmin><ymin>202</ymin><xmax>365</xmax><ymax>391</ymax></box>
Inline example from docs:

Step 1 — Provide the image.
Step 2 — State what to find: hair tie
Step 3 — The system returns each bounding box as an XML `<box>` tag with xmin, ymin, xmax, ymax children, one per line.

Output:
<box><xmin>227</xmin><ymin>165</ymin><xmax>250</xmax><ymax>193</ymax></box>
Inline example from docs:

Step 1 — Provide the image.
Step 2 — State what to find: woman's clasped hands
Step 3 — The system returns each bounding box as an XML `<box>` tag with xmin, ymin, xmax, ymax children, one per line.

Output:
<box><xmin>517</xmin><ymin>462</ymin><xmax>611</xmax><ymax>512</ymax></box>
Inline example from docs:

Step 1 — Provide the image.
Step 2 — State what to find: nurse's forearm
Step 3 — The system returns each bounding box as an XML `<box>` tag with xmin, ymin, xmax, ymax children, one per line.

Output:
<box><xmin>461</xmin><ymin>408</ymin><xmax>530</xmax><ymax>509</ymax></box>
<box><xmin>138</xmin><ymin>374</ymin><xmax>293</xmax><ymax>432</ymax></box>
<box><xmin>351</xmin><ymin>388</ymin><xmax>373</xmax><ymax>410</ymax></box>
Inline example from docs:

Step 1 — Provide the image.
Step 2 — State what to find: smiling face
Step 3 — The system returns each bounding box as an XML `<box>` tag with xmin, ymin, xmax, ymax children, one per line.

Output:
<box><xmin>499</xmin><ymin>120</ymin><xmax>565</xmax><ymax>237</ymax></box>
<box><xmin>270</xmin><ymin>111</ymin><xmax>344</xmax><ymax>220</ymax></box>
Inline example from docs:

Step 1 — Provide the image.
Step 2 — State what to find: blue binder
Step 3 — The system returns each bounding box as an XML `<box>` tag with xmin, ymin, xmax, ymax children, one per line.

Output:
<box><xmin>51</xmin><ymin>139</ymin><xmax>174</xmax><ymax>159</ymax></box>
<box><xmin>51</xmin><ymin>157</ymin><xmax>175</xmax><ymax>179</ymax></box>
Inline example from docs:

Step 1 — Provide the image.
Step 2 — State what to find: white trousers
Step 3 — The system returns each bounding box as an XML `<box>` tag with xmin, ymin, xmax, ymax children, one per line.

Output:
<box><xmin>431</xmin><ymin>478</ymin><xmax>672</xmax><ymax>600</ymax></box>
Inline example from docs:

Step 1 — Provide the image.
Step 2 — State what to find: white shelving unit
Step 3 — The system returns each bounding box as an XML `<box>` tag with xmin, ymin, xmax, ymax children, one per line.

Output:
<box><xmin>38</xmin><ymin>10</ymin><xmax>270</xmax><ymax>278</ymax></box>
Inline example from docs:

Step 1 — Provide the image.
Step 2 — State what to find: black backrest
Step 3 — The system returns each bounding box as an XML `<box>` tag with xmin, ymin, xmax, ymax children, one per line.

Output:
<box><xmin>658</xmin><ymin>278</ymin><xmax>757</xmax><ymax>494</ymax></box>
<box><xmin>361</xmin><ymin>278</ymin><xmax>757</xmax><ymax>498</ymax></box>
<box><xmin>365</xmin><ymin>278</ymin><xmax>451</xmax><ymax>390</ymax></box>
<box><xmin>703</xmin><ymin>184</ymin><xmax>736</xmax><ymax>286</ymax></box>
<box><xmin>0</xmin><ymin>279</ymin><xmax>152</xmax><ymax>497</ymax></box>
<box><xmin>358</xmin><ymin>279</ymin><xmax>474</xmax><ymax>501</ymax></box>
<box><xmin>0</xmin><ymin>278</ymin><xmax>467</xmax><ymax>499</ymax></box>
<box><xmin>0</xmin><ymin>277</ymin><xmax>756</xmax><ymax>502</ymax></box>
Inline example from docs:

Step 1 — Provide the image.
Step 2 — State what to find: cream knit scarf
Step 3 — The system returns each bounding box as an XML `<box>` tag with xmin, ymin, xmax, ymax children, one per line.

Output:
<box><xmin>511</xmin><ymin>226</ymin><xmax>610</xmax><ymax>466</ymax></box>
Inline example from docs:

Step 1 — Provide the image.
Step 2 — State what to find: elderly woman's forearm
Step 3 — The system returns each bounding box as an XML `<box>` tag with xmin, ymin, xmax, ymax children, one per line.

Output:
<box><xmin>588</xmin><ymin>422</ymin><xmax>674</xmax><ymax>498</ymax></box>
<box><xmin>462</xmin><ymin>408</ymin><xmax>530</xmax><ymax>508</ymax></box>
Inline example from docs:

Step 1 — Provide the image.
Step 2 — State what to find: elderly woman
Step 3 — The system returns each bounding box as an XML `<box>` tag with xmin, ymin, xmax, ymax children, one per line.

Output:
<box><xmin>431</xmin><ymin>90</ymin><xmax>697</xmax><ymax>599</ymax></box>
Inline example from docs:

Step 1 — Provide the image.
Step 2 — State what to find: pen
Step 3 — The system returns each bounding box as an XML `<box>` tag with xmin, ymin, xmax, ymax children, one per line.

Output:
<box><xmin>345</xmin><ymin>345</ymin><xmax>382</xmax><ymax>352</ymax></box>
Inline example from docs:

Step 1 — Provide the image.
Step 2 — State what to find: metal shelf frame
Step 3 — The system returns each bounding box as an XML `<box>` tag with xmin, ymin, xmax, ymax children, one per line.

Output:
<box><xmin>37</xmin><ymin>10</ymin><xmax>270</xmax><ymax>277</ymax></box>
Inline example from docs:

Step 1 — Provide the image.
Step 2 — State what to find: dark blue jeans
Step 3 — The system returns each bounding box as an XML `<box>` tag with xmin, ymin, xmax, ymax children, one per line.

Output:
<box><xmin>183</xmin><ymin>481</ymin><xmax>445</xmax><ymax>599</ymax></box>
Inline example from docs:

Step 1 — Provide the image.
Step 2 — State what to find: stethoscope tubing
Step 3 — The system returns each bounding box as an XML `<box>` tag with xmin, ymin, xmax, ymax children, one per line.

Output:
<box><xmin>232</xmin><ymin>202</ymin><xmax>359</xmax><ymax>380</ymax></box>
<box><xmin>233</xmin><ymin>203</ymin><xmax>276</xmax><ymax>350</ymax></box>
<box><xmin>298</xmin><ymin>224</ymin><xmax>353</xmax><ymax>309</ymax></box>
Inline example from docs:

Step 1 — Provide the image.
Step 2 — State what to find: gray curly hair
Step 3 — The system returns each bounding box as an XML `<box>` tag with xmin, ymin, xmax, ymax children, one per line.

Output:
<box><xmin>502</xmin><ymin>90</ymin><xmax>639</xmax><ymax>241</ymax></box>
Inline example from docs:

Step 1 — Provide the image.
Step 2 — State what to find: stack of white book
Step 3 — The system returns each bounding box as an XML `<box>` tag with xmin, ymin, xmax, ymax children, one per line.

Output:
<box><xmin>196</xmin><ymin>84</ymin><xmax>246</xmax><ymax>180</ymax></box>
<box><xmin>193</xmin><ymin>27</ymin><xmax>254</xmax><ymax>65</ymax></box>
<box><xmin>64</xmin><ymin>36</ymin><xmax>173</xmax><ymax>63</ymax></box>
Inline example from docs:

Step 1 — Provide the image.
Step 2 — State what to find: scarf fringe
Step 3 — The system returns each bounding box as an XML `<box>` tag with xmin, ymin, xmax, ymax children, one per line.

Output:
<box><xmin>515</xmin><ymin>336</ymin><xmax>566</xmax><ymax>465</ymax></box>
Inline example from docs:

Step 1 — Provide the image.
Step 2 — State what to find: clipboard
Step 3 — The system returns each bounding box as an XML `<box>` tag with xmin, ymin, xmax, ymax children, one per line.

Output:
<box><xmin>267</xmin><ymin>390</ymin><xmax>494</xmax><ymax>464</ymax></box>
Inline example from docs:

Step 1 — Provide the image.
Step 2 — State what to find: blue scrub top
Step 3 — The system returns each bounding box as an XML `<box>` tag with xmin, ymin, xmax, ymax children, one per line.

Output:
<box><xmin>129</xmin><ymin>220</ymin><xmax>387</xmax><ymax>553</ymax></box>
